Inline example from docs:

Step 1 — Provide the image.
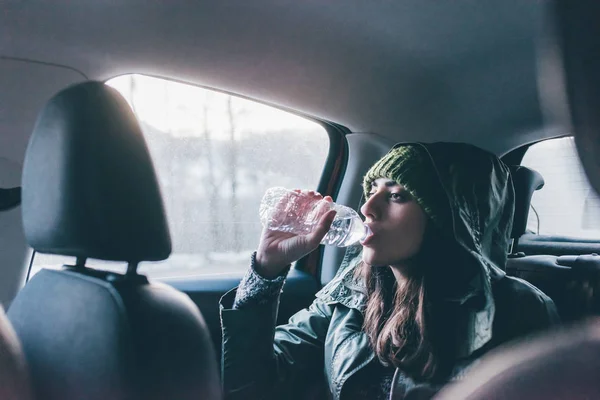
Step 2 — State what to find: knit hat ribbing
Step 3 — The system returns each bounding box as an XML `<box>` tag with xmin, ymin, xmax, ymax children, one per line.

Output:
<box><xmin>362</xmin><ymin>144</ymin><xmax>446</xmax><ymax>225</ymax></box>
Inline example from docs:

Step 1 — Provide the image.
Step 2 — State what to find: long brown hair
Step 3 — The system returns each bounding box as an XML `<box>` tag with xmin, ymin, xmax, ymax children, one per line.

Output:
<box><xmin>359</xmin><ymin>227</ymin><xmax>460</xmax><ymax>381</ymax></box>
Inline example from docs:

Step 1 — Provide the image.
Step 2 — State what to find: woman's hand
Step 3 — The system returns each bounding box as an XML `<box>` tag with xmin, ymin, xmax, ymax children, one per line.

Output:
<box><xmin>255</xmin><ymin>190</ymin><xmax>337</xmax><ymax>279</ymax></box>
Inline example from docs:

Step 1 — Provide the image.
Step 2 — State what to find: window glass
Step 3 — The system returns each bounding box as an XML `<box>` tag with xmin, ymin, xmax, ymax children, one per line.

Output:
<box><xmin>31</xmin><ymin>74</ymin><xmax>330</xmax><ymax>279</ymax></box>
<box><xmin>521</xmin><ymin>136</ymin><xmax>600</xmax><ymax>239</ymax></box>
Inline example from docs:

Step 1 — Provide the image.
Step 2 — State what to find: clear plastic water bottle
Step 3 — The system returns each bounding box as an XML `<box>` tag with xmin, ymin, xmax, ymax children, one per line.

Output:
<box><xmin>259</xmin><ymin>187</ymin><xmax>371</xmax><ymax>247</ymax></box>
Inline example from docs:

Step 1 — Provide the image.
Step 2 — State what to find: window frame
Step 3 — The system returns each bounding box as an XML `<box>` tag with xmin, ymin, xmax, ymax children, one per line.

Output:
<box><xmin>296</xmin><ymin>121</ymin><xmax>349</xmax><ymax>278</ymax></box>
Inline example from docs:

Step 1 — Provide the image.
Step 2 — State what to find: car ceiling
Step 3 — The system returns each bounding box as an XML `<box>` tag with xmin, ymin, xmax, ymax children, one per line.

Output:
<box><xmin>0</xmin><ymin>1</ymin><xmax>566</xmax><ymax>155</ymax></box>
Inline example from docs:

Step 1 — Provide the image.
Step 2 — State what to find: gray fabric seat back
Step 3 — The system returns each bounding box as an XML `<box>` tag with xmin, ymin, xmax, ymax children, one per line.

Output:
<box><xmin>8</xmin><ymin>81</ymin><xmax>221</xmax><ymax>400</ymax></box>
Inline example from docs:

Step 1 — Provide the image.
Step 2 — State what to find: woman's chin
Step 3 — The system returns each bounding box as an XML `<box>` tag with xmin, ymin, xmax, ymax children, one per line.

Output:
<box><xmin>361</xmin><ymin>250</ymin><xmax>384</xmax><ymax>267</ymax></box>
<box><xmin>361</xmin><ymin>249</ymin><xmax>414</xmax><ymax>268</ymax></box>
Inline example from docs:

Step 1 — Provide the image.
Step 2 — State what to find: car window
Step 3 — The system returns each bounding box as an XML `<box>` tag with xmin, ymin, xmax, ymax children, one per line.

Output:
<box><xmin>521</xmin><ymin>136</ymin><xmax>600</xmax><ymax>239</ymax></box>
<box><xmin>30</xmin><ymin>74</ymin><xmax>330</xmax><ymax>279</ymax></box>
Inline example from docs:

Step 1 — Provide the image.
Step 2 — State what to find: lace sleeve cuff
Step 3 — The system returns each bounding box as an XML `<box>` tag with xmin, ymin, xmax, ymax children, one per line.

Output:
<box><xmin>232</xmin><ymin>252</ymin><xmax>289</xmax><ymax>309</ymax></box>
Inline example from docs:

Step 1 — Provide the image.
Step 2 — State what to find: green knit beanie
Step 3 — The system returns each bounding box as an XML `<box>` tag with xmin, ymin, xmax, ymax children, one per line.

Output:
<box><xmin>362</xmin><ymin>144</ymin><xmax>446</xmax><ymax>225</ymax></box>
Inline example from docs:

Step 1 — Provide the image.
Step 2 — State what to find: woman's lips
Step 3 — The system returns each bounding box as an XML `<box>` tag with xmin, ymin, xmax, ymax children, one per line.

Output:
<box><xmin>360</xmin><ymin>225</ymin><xmax>375</xmax><ymax>245</ymax></box>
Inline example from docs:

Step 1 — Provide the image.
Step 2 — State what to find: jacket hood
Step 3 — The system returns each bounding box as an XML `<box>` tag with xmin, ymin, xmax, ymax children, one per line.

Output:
<box><xmin>317</xmin><ymin>142</ymin><xmax>515</xmax><ymax>358</ymax></box>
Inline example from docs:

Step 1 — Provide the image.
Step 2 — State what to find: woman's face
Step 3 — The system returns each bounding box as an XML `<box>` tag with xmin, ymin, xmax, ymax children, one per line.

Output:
<box><xmin>360</xmin><ymin>178</ymin><xmax>428</xmax><ymax>267</ymax></box>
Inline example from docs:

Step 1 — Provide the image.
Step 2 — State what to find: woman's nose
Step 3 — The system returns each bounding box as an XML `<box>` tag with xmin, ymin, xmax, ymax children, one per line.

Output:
<box><xmin>361</xmin><ymin>192</ymin><xmax>380</xmax><ymax>220</ymax></box>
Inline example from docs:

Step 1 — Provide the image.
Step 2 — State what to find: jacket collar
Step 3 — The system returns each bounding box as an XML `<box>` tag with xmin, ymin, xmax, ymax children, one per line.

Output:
<box><xmin>315</xmin><ymin>245</ymin><xmax>367</xmax><ymax>312</ymax></box>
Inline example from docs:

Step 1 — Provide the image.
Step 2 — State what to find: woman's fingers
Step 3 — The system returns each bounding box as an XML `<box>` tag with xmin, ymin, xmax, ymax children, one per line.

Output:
<box><xmin>306</xmin><ymin>209</ymin><xmax>337</xmax><ymax>247</ymax></box>
<box><xmin>259</xmin><ymin>189</ymin><xmax>334</xmax><ymax>268</ymax></box>
<box><xmin>298</xmin><ymin>189</ymin><xmax>323</xmax><ymax>198</ymax></box>
<box><xmin>308</xmin><ymin>196</ymin><xmax>333</xmax><ymax>227</ymax></box>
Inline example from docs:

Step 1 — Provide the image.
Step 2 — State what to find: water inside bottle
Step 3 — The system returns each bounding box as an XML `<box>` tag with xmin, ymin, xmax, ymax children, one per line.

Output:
<box><xmin>321</xmin><ymin>214</ymin><xmax>370</xmax><ymax>247</ymax></box>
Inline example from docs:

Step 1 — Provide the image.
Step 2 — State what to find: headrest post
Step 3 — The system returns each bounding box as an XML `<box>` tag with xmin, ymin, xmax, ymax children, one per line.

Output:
<box><xmin>75</xmin><ymin>257</ymin><xmax>87</xmax><ymax>268</ymax></box>
<box><xmin>126</xmin><ymin>262</ymin><xmax>139</xmax><ymax>276</ymax></box>
<box><xmin>508</xmin><ymin>238</ymin><xmax>515</xmax><ymax>255</ymax></box>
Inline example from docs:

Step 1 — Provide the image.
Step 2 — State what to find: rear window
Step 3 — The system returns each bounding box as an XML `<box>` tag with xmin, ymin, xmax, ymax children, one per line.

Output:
<box><xmin>30</xmin><ymin>74</ymin><xmax>329</xmax><ymax>279</ymax></box>
<box><xmin>521</xmin><ymin>136</ymin><xmax>600</xmax><ymax>239</ymax></box>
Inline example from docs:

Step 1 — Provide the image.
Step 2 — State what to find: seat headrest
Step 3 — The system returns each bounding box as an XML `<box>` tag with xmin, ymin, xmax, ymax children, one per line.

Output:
<box><xmin>22</xmin><ymin>81</ymin><xmax>171</xmax><ymax>263</ymax></box>
<box><xmin>0</xmin><ymin>187</ymin><xmax>21</xmax><ymax>211</ymax></box>
<box><xmin>509</xmin><ymin>165</ymin><xmax>545</xmax><ymax>239</ymax></box>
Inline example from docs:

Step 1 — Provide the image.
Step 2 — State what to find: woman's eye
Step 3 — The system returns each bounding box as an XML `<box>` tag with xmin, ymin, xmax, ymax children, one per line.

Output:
<box><xmin>390</xmin><ymin>192</ymin><xmax>405</xmax><ymax>202</ymax></box>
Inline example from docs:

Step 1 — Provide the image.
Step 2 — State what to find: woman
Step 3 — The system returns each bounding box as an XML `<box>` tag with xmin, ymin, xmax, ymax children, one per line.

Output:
<box><xmin>220</xmin><ymin>142</ymin><xmax>559</xmax><ymax>400</ymax></box>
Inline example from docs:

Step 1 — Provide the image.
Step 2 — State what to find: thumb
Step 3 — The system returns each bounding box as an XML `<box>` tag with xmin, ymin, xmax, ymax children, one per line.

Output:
<box><xmin>306</xmin><ymin>209</ymin><xmax>337</xmax><ymax>246</ymax></box>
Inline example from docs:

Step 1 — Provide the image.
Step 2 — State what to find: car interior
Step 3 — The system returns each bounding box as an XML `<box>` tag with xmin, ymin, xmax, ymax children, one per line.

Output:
<box><xmin>1</xmin><ymin>1</ymin><xmax>599</xmax><ymax>399</ymax></box>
